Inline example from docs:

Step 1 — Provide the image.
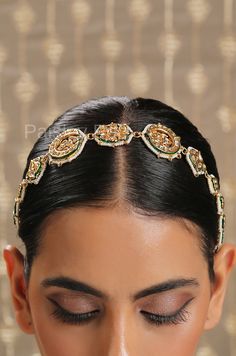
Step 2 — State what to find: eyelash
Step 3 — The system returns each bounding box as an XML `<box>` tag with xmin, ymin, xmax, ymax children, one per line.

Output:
<box><xmin>48</xmin><ymin>298</ymin><xmax>100</xmax><ymax>325</ymax></box>
<box><xmin>140</xmin><ymin>297</ymin><xmax>194</xmax><ymax>326</ymax></box>
<box><xmin>141</xmin><ymin>307</ymin><xmax>189</xmax><ymax>326</ymax></box>
<box><xmin>49</xmin><ymin>297</ymin><xmax>194</xmax><ymax>326</ymax></box>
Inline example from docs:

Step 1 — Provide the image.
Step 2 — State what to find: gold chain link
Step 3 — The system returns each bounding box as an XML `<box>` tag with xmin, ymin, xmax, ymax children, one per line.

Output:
<box><xmin>86</xmin><ymin>133</ymin><xmax>95</xmax><ymax>140</ymax></box>
<box><xmin>133</xmin><ymin>131</ymin><xmax>142</xmax><ymax>138</ymax></box>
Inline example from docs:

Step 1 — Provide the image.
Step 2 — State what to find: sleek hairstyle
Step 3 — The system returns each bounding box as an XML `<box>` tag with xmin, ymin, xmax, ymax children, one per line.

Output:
<box><xmin>17</xmin><ymin>96</ymin><xmax>219</xmax><ymax>283</ymax></box>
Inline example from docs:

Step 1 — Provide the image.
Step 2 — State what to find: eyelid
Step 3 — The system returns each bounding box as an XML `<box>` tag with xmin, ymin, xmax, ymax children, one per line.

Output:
<box><xmin>141</xmin><ymin>296</ymin><xmax>195</xmax><ymax>318</ymax></box>
<box><xmin>48</xmin><ymin>296</ymin><xmax>101</xmax><ymax>325</ymax></box>
<box><xmin>47</xmin><ymin>296</ymin><xmax>99</xmax><ymax>314</ymax></box>
<box><xmin>47</xmin><ymin>294</ymin><xmax>99</xmax><ymax>309</ymax></box>
<box><xmin>47</xmin><ymin>296</ymin><xmax>195</xmax><ymax>328</ymax></box>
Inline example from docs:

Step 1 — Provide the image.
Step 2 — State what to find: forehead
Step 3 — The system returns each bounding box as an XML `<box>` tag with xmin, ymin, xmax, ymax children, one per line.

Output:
<box><xmin>34</xmin><ymin>207</ymin><xmax>206</xmax><ymax>286</ymax></box>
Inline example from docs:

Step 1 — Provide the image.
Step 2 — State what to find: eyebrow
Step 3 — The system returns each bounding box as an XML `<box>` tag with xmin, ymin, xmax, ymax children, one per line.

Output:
<box><xmin>132</xmin><ymin>278</ymin><xmax>199</xmax><ymax>301</ymax></box>
<box><xmin>41</xmin><ymin>276</ymin><xmax>199</xmax><ymax>301</ymax></box>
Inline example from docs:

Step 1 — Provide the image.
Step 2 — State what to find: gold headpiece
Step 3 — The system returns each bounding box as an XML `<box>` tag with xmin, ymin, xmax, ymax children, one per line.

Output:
<box><xmin>13</xmin><ymin>122</ymin><xmax>225</xmax><ymax>253</ymax></box>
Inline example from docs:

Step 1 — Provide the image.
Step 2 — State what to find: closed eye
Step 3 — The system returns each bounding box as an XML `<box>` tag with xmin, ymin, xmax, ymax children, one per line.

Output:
<box><xmin>48</xmin><ymin>296</ymin><xmax>195</xmax><ymax>327</ymax></box>
<box><xmin>140</xmin><ymin>297</ymin><xmax>195</xmax><ymax>326</ymax></box>
<box><xmin>48</xmin><ymin>298</ymin><xmax>101</xmax><ymax>325</ymax></box>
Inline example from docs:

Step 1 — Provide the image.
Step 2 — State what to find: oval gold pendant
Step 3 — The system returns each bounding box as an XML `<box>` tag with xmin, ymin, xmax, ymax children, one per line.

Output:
<box><xmin>141</xmin><ymin>123</ymin><xmax>181</xmax><ymax>160</ymax></box>
<box><xmin>48</xmin><ymin>128</ymin><xmax>87</xmax><ymax>166</ymax></box>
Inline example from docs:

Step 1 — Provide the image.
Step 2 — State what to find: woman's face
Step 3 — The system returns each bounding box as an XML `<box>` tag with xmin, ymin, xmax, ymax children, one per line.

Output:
<box><xmin>4</xmin><ymin>206</ymin><xmax>236</xmax><ymax>356</ymax></box>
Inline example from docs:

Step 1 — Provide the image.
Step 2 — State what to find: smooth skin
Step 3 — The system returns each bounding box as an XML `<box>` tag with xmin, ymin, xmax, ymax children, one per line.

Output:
<box><xmin>3</xmin><ymin>206</ymin><xmax>236</xmax><ymax>356</ymax></box>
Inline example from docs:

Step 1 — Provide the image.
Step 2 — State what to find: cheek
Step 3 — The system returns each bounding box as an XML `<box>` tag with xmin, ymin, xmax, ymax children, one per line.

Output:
<box><xmin>141</xmin><ymin>327</ymin><xmax>201</xmax><ymax>356</ymax></box>
<box><xmin>31</xmin><ymin>310</ymin><xmax>99</xmax><ymax>356</ymax></box>
<box><xmin>28</xmin><ymin>291</ymin><xmax>99</xmax><ymax>356</ymax></box>
<box><xmin>139</xmin><ymin>294</ymin><xmax>210</xmax><ymax>356</ymax></box>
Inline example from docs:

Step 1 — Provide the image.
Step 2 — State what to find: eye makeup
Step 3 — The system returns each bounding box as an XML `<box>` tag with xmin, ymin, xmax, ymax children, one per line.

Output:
<box><xmin>138</xmin><ymin>290</ymin><xmax>195</xmax><ymax>314</ymax></box>
<box><xmin>140</xmin><ymin>297</ymin><xmax>195</xmax><ymax>326</ymax></box>
<box><xmin>47</xmin><ymin>296</ymin><xmax>101</xmax><ymax>325</ymax></box>
<box><xmin>47</xmin><ymin>294</ymin><xmax>195</xmax><ymax>327</ymax></box>
<box><xmin>47</xmin><ymin>293</ymin><xmax>100</xmax><ymax>313</ymax></box>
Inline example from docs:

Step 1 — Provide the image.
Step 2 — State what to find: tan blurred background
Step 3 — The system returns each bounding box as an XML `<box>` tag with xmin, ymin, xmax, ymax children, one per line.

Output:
<box><xmin>0</xmin><ymin>0</ymin><xmax>236</xmax><ymax>355</ymax></box>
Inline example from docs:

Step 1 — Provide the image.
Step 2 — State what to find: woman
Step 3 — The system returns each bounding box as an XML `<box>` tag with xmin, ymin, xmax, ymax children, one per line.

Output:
<box><xmin>3</xmin><ymin>96</ymin><xmax>236</xmax><ymax>356</ymax></box>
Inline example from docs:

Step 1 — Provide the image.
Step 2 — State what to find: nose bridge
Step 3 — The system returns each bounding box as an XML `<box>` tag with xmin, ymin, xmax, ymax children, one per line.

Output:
<box><xmin>106</xmin><ymin>305</ymin><xmax>131</xmax><ymax>356</ymax></box>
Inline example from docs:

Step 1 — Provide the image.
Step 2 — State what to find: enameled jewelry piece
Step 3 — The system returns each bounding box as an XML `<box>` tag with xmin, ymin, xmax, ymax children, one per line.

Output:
<box><xmin>13</xmin><ymin>179</ymin><xmax>29</xmax><ymax>227</ymax></box>
<box><xmin>186</xmin><ymin>147</ymin><xmax>207</xmax><ymax>177</ymax></box>
<box><xmin>216</xmin><ymin>192</ymin><xmax>224</xmax><ymax>215</ymax></box>
<box><xmin>13</xmin><ymin>199</ymin><xmax>20</xmax><ymax>227</ymax></box>
<box><xmin>12</xmin><ymin>121</ymin><xmax>226</xmax><ymax>253</ymax></box>
<box><xmin>26</xmin><ymin>155</ymin><xmax>48</xmax><ymax>184</ymax></box>
<box><xmin>16</xmin><ymin>179</ymin><xmax>28</xmax><ymax>201</ymax></box>
<box><xmin>48</xmin><ymin>128</ymin><xmax>87</xmax><ymax>166</ymax></box>
<box><xmin>94</xmin><ymin>122</ymin><xmax>133</xmax><ymax>147</ymax></box>
<box><xmin>207</xmin><ymin>174</ymin><xmax>220</xmax><ymax>194</ymax></box>
<box><xmin>217</xmin><ymin>213</ymin><xmax>226</xmax><ymax>249</ymax></box>
<box><xmin>141</xmin><ymin>123</ymin><xmax>182</xmax><ymax>160</ymax></box>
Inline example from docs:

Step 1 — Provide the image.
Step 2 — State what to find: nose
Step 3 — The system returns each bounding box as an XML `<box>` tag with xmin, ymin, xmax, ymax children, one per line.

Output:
<box><xmin>107</xmin><ymin>334</ymin><xmax>129</xmax><ymax>356</ymax></box>
<box><xmin>105</xmin><ymin>307</ymin><xmax>133</xmax><ymax>356</ymax></box>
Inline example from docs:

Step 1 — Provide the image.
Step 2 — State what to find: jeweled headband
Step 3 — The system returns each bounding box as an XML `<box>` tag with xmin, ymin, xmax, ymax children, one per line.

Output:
<box><xmin>13</xmin><ymin>122</ymin><xmax>225</xmax><ymax>253</ymax></box>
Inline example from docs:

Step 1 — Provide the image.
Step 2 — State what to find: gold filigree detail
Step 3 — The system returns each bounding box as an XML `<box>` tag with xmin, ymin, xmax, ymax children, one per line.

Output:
<box><xmin>11</xmin><ymin>121</ymin><xmax>226</xmax><ymax>254</ymax></box>
<box><xmin>142</xmin><ymin>123</ymin><xmax>181</xmax><ymax>160</ymax></box>
<box><xmin>207</xmin><ymin>174</ymin><xmax>220</xmax><ymax>194</ymax></box>
<box><xmin>94</xmin><ymin>122</ymin><xmax>133</xmax><ymax>147</ymax></box>
<box><xmin>217</xmin><ymin>213</ymin><xmax>226</xmax><ymax>250</ymax></box>
<box><xmin>26</xmin><ymin>155</ymin><xmax>48</xmax><ymax>184</ymax></box>
<box><xmin>186</xmin><ymin>147</ymin><xmax>207</xmax><ymax>176</ymax></box>
<box><xmin>16</xmin><ymin>179</ymin><xmax>28</xmax><ymax>202</ymax></box>
<box><xmin>216</xmin><ymin>193</ymin><xmax>225</xmax><ymax>214</ymax></box>
<box><xmin>49</xmin><ymin>128</ymin><xmax>87</xmax><ymax>165</ymax></box>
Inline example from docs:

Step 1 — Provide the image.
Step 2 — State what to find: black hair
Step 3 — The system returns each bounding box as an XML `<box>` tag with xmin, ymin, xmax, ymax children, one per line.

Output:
<box><xmin>17</xmin><ymin>96</ymin><xmax>219</xmax><ymax>284</ymax></box>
